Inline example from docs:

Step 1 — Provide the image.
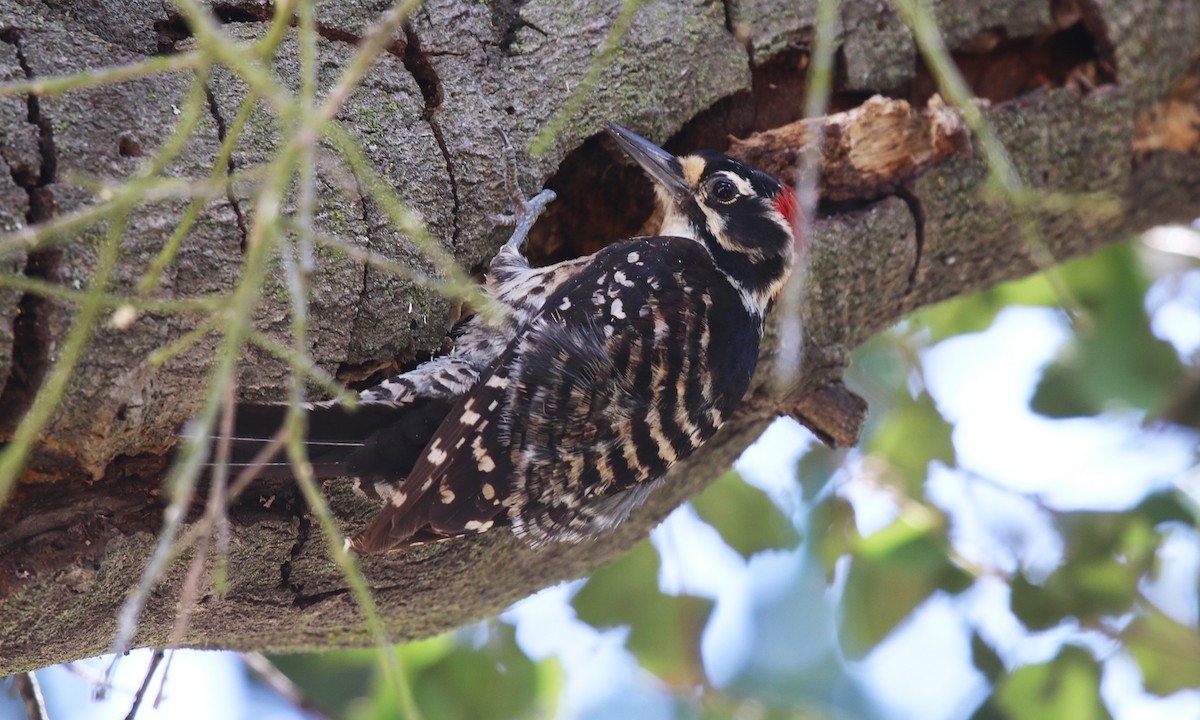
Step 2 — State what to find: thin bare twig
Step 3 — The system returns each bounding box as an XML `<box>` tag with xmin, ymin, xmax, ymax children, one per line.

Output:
<box><xmin>247</xmin><ymin>330</ymin><xmax>358</xmax><ymax>405</ymax></box>
<box><xmin>152</xmin><ymin>649</ymin><xmax>176</xmax><ymax>709</ymax></box>
<box><xmin>0</xmin><ymin>208</ymin><xmax>130</xmax><ymax>507</ymax></box>
<box><xmin>773</xmin><ymin>0</ymin><xmax>840</xmax><ymax>392</ymax></box>
<box><xmin>123</xmin><ymin>649</ymin><xmax>166</xmax><ymax>720</ymax></box>
<box><xmin>14</xmin><ymin>672</ymin><xmax>48</xmax><ymax>720</ymax></box>
<box><xmin>243</xmin><ymin>653</ymin><xmax>336</xmax><ymax>720</ymax></box>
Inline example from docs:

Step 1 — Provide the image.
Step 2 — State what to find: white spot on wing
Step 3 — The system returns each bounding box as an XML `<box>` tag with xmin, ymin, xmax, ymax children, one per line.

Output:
<box><xmin>611</xmin><ymin>299</ymin><xmax>625</xmax><ymax>319</ymax></box>
<box><xmin>472</xmin><ymin>435</ymin><xmax>496</xmax><ymax>472</ymax></box>
<box><xmin>426</xmin><ymin>440</ymin><xmax>448</xmax><ymax>466</ymax></box>
<box><xmin>440</xmin><ymin>486</ymin><xmax>455</xmax><ymax>503</ymax></box>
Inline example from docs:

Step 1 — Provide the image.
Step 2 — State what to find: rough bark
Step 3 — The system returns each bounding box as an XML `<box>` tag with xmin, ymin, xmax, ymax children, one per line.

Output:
<box><xmin>0</xmin><ymin>0</ymin><xmax>1198</xmax><ymax>673</ymax></box>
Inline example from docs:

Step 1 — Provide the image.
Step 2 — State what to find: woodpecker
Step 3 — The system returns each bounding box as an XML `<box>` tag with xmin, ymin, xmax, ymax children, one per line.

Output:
<box><xmin>227</xmin><ymin>122</ymin><xmax>803</xmax><ymax>553</ymax></box>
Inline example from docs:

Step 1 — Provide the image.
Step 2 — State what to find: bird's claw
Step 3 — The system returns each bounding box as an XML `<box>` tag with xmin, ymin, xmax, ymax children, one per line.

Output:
<box><xmin>491</xmin><ymin>126</ymin><xmax>555</xmax><ymax>251</ymax></box>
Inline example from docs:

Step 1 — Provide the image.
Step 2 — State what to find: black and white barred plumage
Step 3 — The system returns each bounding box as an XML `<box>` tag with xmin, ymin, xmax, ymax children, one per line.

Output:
<box><xmin>228</xmin><ymin>122</ymin><xmax>803</xmax><ymax>553</ymax></box>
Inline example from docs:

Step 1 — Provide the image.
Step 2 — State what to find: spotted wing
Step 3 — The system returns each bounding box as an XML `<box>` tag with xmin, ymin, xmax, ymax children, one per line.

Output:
<box><xmin>351</xmin><ymin>237</ymin><xmax>759</xmax><ymax>553</ymax></box>
<box><xmin>347</xmin><ymin>359</ymin><xmax>516</xmax><ymax>554</ymax></box>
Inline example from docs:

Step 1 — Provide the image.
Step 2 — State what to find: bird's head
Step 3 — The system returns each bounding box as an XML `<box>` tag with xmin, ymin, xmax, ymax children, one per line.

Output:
<box><xmin>604</xmin><ymin>121</ymin><xmax>804</xmax><ymax>318</ymax></box>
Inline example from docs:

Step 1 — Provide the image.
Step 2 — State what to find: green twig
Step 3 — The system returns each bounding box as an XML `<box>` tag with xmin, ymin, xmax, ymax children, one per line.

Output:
<box><xmin>169</xmin><ymin>0</ymin><xmax>295</xmax><ymax>115</ymax></box>
<box><xmin>310</xmin><ymin>225</ymin><xmax>486</xmax><ymax>307</ymax></box>
<box><xmin>0</xmin><ymin>165</ymin><xmax>268</xmax><ymax>261</ymax></box>
<box><xmin>312</xmin><ymin>0</ymin><xmax>424</xmax><ymax>126</ymax></box>
<box><xmin>283</xmin><ymin>423</ymin><xmax>422</xmax><ymax>720</ymax></box>
<box><xmin>148</xmin><ymin>313</ymin><xmax>225</xmax><ymax>366</ymax></box>
<box><xmin>890</xmin><ymin>0</ymin><xmax>1093</xmax><ymax>325</ymax></box>
<box><xmin>107</xmin><ymin>100</ymin><xmax>298</xmax><ymax>669</ymax></box>
<box><xmin>141</xmin><ymin>69</ymin><xmax>213</xmax><ymax>179</ymax></box>
<box><xmin>139</xmin><ymin>88</ymin><xmax>261</xmax><ymax>293</ymax></box>
<box><xmin>323</xmin><ymin>121</ymin><xmax>476</xmax><ymax>302</ymax></box>
<box><xmin>289</xmin><ymin>7</ymin><xmax>419</xmax><ymax>709</ymax></box>
<box><xmin>257</xmin><ymin>0</ymin><xmax>298</xmax><ymax>60</ymax></box>
<box><xmin>529</xmin><ymin>0</ymin><xmax>642</xmax><ymax>157</ymax></box>
<box><xmin>0</xmin><ymin>210</ymin><xmax>129</xmax><ymax>508</ymax></box>
<box><xmin>0</xmin><ymin>52</ymin><xmax>201</xmax><ymax>98</ymax></box>
<box><xmin>0</xmin><ymin>272</ymin><xmax>223</xmax><ymax>313</ymax></box>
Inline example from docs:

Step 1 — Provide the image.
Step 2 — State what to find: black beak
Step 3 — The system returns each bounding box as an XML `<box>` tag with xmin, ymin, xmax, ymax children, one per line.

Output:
<box><xmin>603</xmin><ymin>122</ymin><xmax>691</xmax><ymax>205</ymax></box>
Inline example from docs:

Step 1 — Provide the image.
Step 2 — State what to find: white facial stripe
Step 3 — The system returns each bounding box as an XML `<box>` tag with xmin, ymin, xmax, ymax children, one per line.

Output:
<box><xmin>719</xmin><ymin>171</ymin><xmax>755</xmax><ymax>197</ymax></box>
<box><xmin>701</xmin><ymin>205</ymin><xmax>727</xmax><ymax>248</ymax></box>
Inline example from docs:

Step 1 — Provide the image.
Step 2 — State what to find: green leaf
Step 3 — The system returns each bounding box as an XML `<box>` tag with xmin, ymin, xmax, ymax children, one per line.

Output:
<box><xmin>572</xmin><ymin>541</ymin><xmax>714</xmax><ymax>686</ymax></box>
<box><xmin>1131</xmin><ymin>490</ymin><xmax>1198</xmax><ymax>526</ymax></box>
<box><xmin>266</xmin><ymin>648</ymin><xmax>387</xmax><ymax>718</ymax></box>
<box><xmin>1010</xmin><ymin>572</ymin><xmax>1069</xmax><ymax>631</ymax></box>
<box><xmin>356</xmin><ymin>624</ymin><xmax>557</xmax><ymax>720</ymax></box>
<box><xmin>1010</xmin><ymin>508</ymin><xmax>1170</xmax><ymax>629</ymax></box>
<box><xmin>795</xmin><ymin>445</ymin><xmax>842</xmax><ymax>501</ymax></box>
<box><xmin>864</xmin><ymin>389</ymin><xmax>956</xmax><ymax>496</ymax></box>
<box><xmin>694</xmin><ymin>692</ymin><xmax>835</xmax><ymax>719</ymax></box>
<box><xmin>838</xmin><ymin>508</ymin><xmax>971</xmax><ymax>656</ymax></box>
<box><xmin>1122</xmin><ymin>612</ymin><xmax>1200</xmax><ymax>696</ymax></box>
<box><xmin>970</xmin><ymin>631</ymin><xmax>1006</xmax><ymax>683</ymax></box>
<box><xmin>910</xmin><ymin>271</ymin><xmax>1061</xmax><ymax>343</ymax></box>
<box><xmin>692</xmin><ymin>470</ymin><xmax>801</xmax><ymax>559</ymax></box>
<box><xmin>808</xmin><ymin>495</ymin><xmax>859</xmax><ymax>580</ymax></box>
<box><xmin>987</xmin><ymin>646</ymin><xmax>1112</xmax><ymax>720</ymax></box>
<box><xmin>1011</xmin><ymin>553</ymin><xmax>1142</xmax><ymax>631</ymax></box>
<box><xmin>1031</xmin><ymin>244</ymin><xmax>1183</xmax><ymax>418</ymax></box>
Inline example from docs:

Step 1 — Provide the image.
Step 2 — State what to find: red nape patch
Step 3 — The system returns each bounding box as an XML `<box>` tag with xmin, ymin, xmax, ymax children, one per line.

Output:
<box><xmin>773</xmin><ymin>184</ymin><xmax>807</xmax><ymax>252</ymax></box>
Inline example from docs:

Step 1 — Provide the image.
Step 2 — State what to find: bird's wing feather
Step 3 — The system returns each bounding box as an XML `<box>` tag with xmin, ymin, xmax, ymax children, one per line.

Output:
<box><xmin>352</xmin><ymin>237</ymin><xmax>749</xmax><ymax>553</ymax></box>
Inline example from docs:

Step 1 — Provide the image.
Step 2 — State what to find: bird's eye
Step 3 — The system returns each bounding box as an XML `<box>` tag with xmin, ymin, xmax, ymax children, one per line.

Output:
<box><xmin>708</xmin><ymin>178</ymin><xmax>739</xmax><ymax>204</ymax></box>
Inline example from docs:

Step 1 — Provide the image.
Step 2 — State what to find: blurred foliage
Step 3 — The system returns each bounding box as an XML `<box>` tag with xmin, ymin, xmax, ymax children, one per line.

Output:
<box><xmin>863</xmin><ymin>388</ymin><xmax>955</xmax><ymax>496</ymax></box>
<box><xmin>1032</xmin><ymin>245</ymin><xmax>1185</xmax><ymax>418</ymax></box>
<box><xmin>839</xmin><ymin>505</ymin><xmax>973</xmax><ymax>656</ymax></box>
<box><xmin>1122</xmin><ymin>611</ymin><xmax>1200</xmax><ymax>696</ymax></box>
<box><xmin>978</xmin><ymin>645</ymin><xmax>1112</xmax><ymax>720</ymax></box>
<box><xmin>269</xmin><ymin>625</ymin><xmax>560</xmax><ymax>720</ymax></box>
<box><xmin>691</xmin><ymin>470</ymin><xmax>802</xmax><ymax>558</ymax></box>
<box><xmin>572</xmin><ymin>541</ymin><xmax>712</xmax><ymax>686</ymax></box>
<box><xmin>251</xmin><ymin>236</ymin><xmax>1199</xmax><ymax>719</ymax></box>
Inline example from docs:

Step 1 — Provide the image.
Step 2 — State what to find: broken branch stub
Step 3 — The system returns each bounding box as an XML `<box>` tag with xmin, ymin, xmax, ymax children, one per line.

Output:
<box><xmin>727</xmin><ymin>95</ymin><xmax>972</xmax><ymax>201</ymax></box>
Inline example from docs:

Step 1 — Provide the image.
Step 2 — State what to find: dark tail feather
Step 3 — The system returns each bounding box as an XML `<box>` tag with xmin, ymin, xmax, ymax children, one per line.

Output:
<box><xmin>210</xmin><ymin>398</ymin><xmax>456</xmax><ymax>483</ymax></box>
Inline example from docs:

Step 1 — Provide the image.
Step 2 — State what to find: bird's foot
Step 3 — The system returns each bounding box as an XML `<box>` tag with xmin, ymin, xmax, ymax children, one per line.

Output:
<box><xmin>487</xmin><ymin>127</ymin><xmax>556</xmax><ymax>252</ymax></box>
